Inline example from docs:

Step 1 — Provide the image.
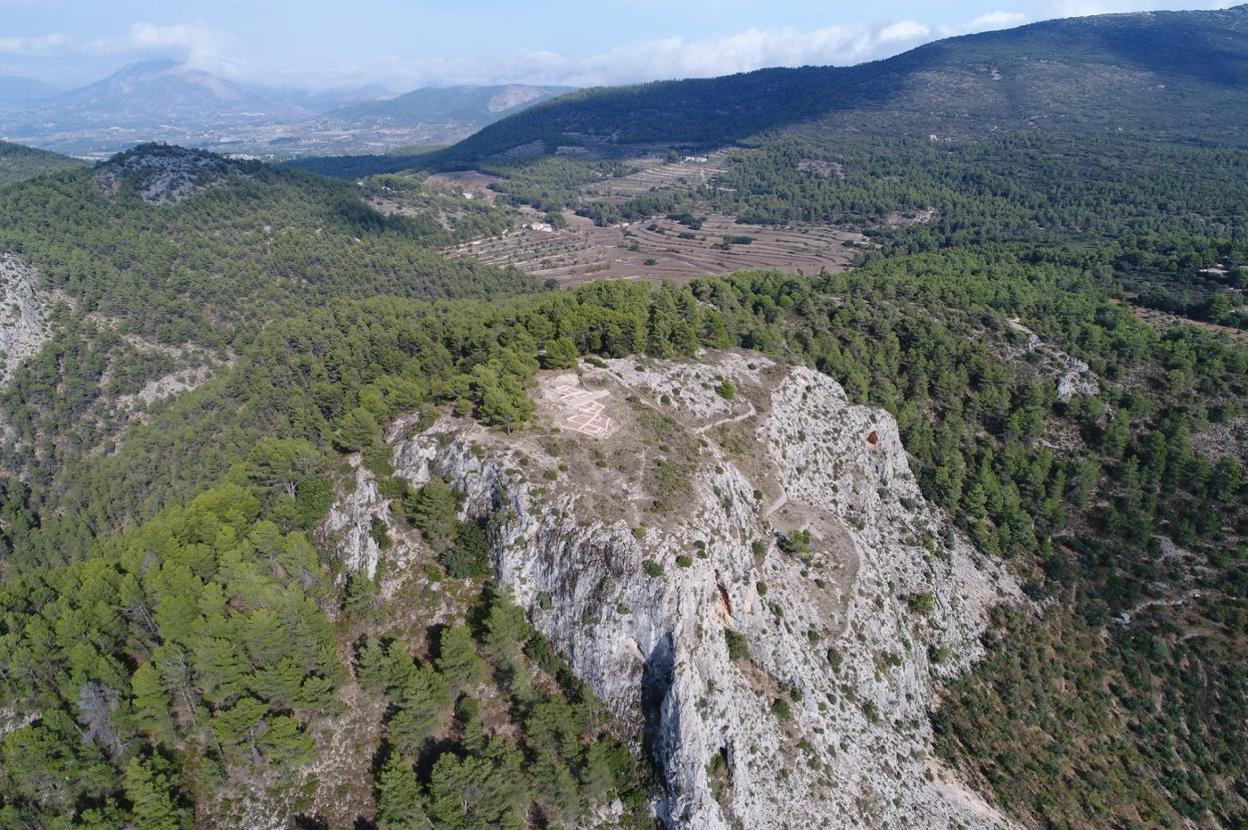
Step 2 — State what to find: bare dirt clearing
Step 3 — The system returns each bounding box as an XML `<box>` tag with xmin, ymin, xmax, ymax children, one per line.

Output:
<box><xmin>447</xmin><ymin>211</ymin><xmax>866</xmax><ymax>285</ymax></box>
<box><xmin>1117</xmin><ymin>299</ymin><xmax>1248</xmax><ymax>345</ymax></box>
<box><xmin>423</xmin><ymin>170</ymin><xmax>505</xmax><ymax>203</ymax></box>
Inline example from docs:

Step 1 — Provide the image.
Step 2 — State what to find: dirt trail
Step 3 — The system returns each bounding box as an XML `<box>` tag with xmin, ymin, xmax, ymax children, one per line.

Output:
<box><xmin>694</xmin><ymin>399</ymin><xmax>757</xmax><ymax>435</ymax></box>
<box><xmin>763</xmin><ymin>491</ymin><xmax>789</xmax><ymax>520</ymax></box>
<box><xmin>1115</xmin><ymin>588</ymin><xmax>1209</xmax><ymax>624</ymax></box>
<box><xmin>693</xmin><ymin>396</ymin><xmax>790</xmax><ymax>522</ymax></box>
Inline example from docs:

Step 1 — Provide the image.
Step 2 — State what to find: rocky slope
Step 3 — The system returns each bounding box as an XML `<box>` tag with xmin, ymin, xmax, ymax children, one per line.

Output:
<box><xmin>326</xmin><ymin>351</ymin><xmax>1021</xmax><ymax>829</ymax></box>
<box><xmin>94</xmin><ymin>144</ymin><xmax>255</xmax><ymax>205</ymax></box>
<box><xmin>0</xmin><ymin>254</ymin><xmax>50</xmax><ymax>386</ymax></box>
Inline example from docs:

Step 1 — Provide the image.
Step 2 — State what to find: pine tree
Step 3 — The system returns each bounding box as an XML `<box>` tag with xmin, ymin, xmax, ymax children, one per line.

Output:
<box><xmin>190</xmin><ymin>636</ymin><xmax>248</xmax><ymax>707</ymax></box>
<box><xmin>257</xmin><ymin>715</ymin><xmax>314</xmax><ymax>766</ymax></box>
<box><xmin>524</xmin><ymin>698</ymin><xmax>580</xmax><ymax>760</ymax></box>
<box><xmin>407</xmin><ymin>478</ymin><xmax>461</xmax><ymax>551</ymax></box>
<box><xmin>441</xmin><ymin>521</ymin><xmax>490</xmax><ymax>579</ymax></box>
<box><xmin>130</xmin><ymin>662</ymin><xmax>174</xmax><ymax>741</ymax></box>
<box><xmin>455</xmin><ymin>695</ymin><xmax>486</xmax><ymax>754</ymax></box>
<box><xmin>376</xmin><ymin>754</ymin><xmax>429</xmax><ymax>830</ymax></box>
<box><xmin>356</xmin><ymin>636</ymin><xmax>391</xmax><ymax>694</ymax></box>
<box><xmin>540</xmin><ymin>337</ymin><xmax>578</xmax><ymax>370</ymax></box>
<box><xmin>334</xmin><ymin>407</ymin><xmax>381</xmax><ymax>453</ymax></box>
<box><xmin>483</xmin><ymin>590</ymin><xmax>528</xmax><ymax>669</ymax></box>
<box><xmin>532</xmin><ymin>756</ymin><xmax>581</xmax><ymax>825</ymax></box>
<box><xmin>123</xmin><ymin>755</ymin><xmax>187</xmax><ymax>830</ymax></box>
<box><xmin>427</xmin><ymin>743</ymin><xmax>526</xmax><ymax>830</ymax></box>
<box><xmin>437</xmin><ymin>625</ymin><xmax>486</xmax><ymax>693</ymax></box>
<box><xmin>478</xmin><ymin>379</ymin><xmax>534</xmax><ymax>433</ymax></box>
<box><xmin>389</xmin><ymin>665</ymin><xmax>451</xmax><ymax>759</ymax></box>
<box><xmin>580</xmin><ymin>737</ymin><xmax>616</xmax><ymax>804</ymax></box>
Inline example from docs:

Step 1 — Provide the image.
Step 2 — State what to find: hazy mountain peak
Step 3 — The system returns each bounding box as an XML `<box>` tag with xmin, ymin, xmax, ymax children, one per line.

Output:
<box><xmin>2</xmin><ymin>60</ymin><xmax>311</xmax><ymax>146</ymax></box>
<box><xmin>486</xmin><ymin>85</ymin><xmax>559</xmax><ymax>113</ymax></box>
<box><xmin>329</xmin><ymin>83</ymin><xmax>575</xmax><ymax>128</ymax></box>
<box><xmin>112</xmin><ymin>58</ymin><xmax>183</xmax><ymax>76</ymax></box>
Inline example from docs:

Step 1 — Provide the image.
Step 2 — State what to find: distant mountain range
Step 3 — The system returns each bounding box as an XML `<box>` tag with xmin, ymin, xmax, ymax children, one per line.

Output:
<box><xmin>329</xmin><ymin>84</ymin><xmax>573</xmax><ymax>128</ymax></box>
<box><xmin>12</xmin><ymin>4</ymin><xmax>1247</xmax><ymax>164</ymax></box>
<box><xmin>1</xmin><ymin>60</ymin><xmax>307</xmax><ymax>132</ymax></box>
<box><xmin>266</xmin><ymin>84</ymin><xmax>393</xmax><ymax>115</ymax></box>
<box><xmin>0</xmin><ymin>75</ymin><xmax>61</xmax><ymax>104</ymax></box>
<box><xmin>0</xmin><ymin>62</ymin><xmax>574</xmax><ymax>157</ymax></box>
<box><xmin>436</xmin><ymin>4</ymin><xmax>1248</xmax><ymax>163</ymax></box>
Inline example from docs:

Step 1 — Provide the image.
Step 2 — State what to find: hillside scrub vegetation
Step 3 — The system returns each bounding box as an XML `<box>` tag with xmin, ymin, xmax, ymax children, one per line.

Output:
<box><xmin>3</xmin><ymin>23</ymin><xmax>1248</xmax><ymax>820</ymax></box>
<box><xmin>1</xmin><ymin>242</ymin><xmax>1244</xmax><ymax>825</ymax></box>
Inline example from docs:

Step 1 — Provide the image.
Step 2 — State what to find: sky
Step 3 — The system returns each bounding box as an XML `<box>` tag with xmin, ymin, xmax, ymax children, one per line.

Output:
<box><xmin>0</xmin><ymin>0</ymin><xmax>1241</xmax><ymax>93</ymax></box>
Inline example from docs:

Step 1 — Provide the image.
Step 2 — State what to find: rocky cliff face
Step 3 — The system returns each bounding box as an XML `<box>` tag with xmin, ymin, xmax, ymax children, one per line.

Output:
<box><xmin>322</xmin><ymin>455</ymin><xmax>392</xmax><ymax>580</ymax></box>
<box><xmin>0</xmin><ymin>253</ymin><xmax>49</xmax><ymax>387</ymax></box>
<box><xmin>326</xmin><ymin>351</ymin><xmax>1021</xmax><ymax>829</ymax></box>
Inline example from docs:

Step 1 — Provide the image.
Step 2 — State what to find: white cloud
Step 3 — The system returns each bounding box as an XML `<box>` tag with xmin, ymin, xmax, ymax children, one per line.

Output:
<box><xmin>0</xmin><ymin>21</ymin><xmax>232</xmax><ymax>65</ymax></box>
<box><xmin>0</xmin><ymin>32</ymin><xmax>72</xmax><ymax>56</ymax></box>
<box><xmin>942</xmin><ymin>11</ymin><xmax>1031</xmax><ymax>35</ymax></box>
<box><xmin>0</xmin><ymin>2</ymin><xmax>1239</xmax><ymax>91</ymax></box>
<box><xmin>347</xmin><ymin>2</ymin><xmax>1226</xmax><ymax>89</ymax></box>
<box><xmin>128</xmin><ymin>22</ymin><xmax>231</xmax><ymax>63</ymax></box>
<box><xmin>283</xmin><ymin>11</ymin><xmax>1032</xmax><ymax>91</ymax></box>
<box><xmin>878</xmin><ymin>21</ymin><xmax>931</xmax><ymax>44</ymax></box>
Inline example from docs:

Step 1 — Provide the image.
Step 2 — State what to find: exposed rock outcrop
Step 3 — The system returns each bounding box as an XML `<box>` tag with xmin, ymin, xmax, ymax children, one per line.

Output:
<box><xmin>1007</xmin><ymin>318</ymin><xmax>1099</xmax><ymax>403</ymax></box>
<box><xmin>0</xmin><ymin>253</ymin><xmax>49</xmax><ymax>387</ymax></box>
<box><xmin>327</xmin><ymin>351</ymin><xmax>1021</xmax><ymax>829</ymax></box>
<box><xmin>95</xmin><ymin>144</ymin><xmax>252</xmax><ymax>205</ymax></box>
<box><xmin>321</xmin><ymin>455</ymin><xmax>393</xmax><ymax>580</ymax></box>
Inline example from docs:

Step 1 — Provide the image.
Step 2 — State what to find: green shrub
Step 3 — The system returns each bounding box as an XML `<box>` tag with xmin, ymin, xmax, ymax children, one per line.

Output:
<box><xmin>908</xmin><ymin>592</ymin><xmax>936</xmax><ymax>615</ymax></box>
<box><xmin>369</xmin><ymin>515</ymin><xmax>392</xmax><ymax>550</ymax></box>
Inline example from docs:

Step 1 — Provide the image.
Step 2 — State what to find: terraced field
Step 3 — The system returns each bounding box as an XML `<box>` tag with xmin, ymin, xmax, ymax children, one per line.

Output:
<box><xmin>446</xmin><ymin>210</ymin><xmax>866</xmax><ymax>285</ymax></box>
<box><xmin>581</xmin><ymin>150</ymin><xmax>734</xmax><ymax>203</ymax></box>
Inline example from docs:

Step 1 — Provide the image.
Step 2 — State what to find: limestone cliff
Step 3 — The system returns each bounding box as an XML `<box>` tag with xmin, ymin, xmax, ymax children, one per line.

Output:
<box><xmin>0</xmin><ymin>253</ymin><xmax>49</xmax><ymax>387</ymax></box>
<box><xmin>326</xmin><ymin>351</ymin><xmax>1021</xmax><ymax>829</ymax></box>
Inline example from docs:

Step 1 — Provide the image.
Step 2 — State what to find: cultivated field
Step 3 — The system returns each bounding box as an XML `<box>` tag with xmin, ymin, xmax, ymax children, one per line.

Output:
<box><xmin>446</xmin><ymin>210</ymin><xmax>867</xmax><ymax>285</ymax></box>
<box><xmin>581</xmin><ymin>150</ymin><xmax>734</xmax><ymax>202</ymax></box>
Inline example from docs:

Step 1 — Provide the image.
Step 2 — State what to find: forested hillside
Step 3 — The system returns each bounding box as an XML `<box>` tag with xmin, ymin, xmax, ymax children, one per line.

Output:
<box><xmin>1</xmin><ymin>5</ymin><xmax>1247</xmax><ymax>830</ymax></box>
<box><xmin>0</xmin><ymin>145</ymin><xmax>535</xmax><ymax>565</ymax></box>
<box><xmin>2</xmin><ymin>246</ymin><xmax>1244</xmax><ymax>827</ymax></box>
<box><xmin>0</xmin><ymin>142</ymin><xmax>86</xmax><ymax>188</ymax></box>
<box><xmin>433</xmin><ymin>5</ymin><xmax>1248</xmax><ymax>163</ymax></box>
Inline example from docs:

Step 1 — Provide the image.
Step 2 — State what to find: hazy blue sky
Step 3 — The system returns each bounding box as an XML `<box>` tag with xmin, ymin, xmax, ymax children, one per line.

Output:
<box><xmin>0</xmin><ymin>0</ymin><xmax>1239</xmax><ymax>91</ymax></box>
